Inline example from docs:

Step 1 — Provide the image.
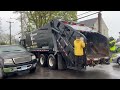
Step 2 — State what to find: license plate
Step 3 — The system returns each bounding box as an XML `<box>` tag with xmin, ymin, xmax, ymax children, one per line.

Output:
<box><xmin>21</xmin><ymin>66</ymin><xmax>28</xmax><ymax>70</ymax></box>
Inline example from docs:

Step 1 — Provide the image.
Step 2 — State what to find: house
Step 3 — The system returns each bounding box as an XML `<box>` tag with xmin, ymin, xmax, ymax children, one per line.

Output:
<box><xmin>78</xmin><ymin>17</ymin><xmax>109</xmax><ymax>38</ymax></box>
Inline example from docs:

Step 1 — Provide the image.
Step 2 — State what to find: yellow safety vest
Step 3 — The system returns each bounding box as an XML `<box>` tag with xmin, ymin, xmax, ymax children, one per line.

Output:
<box><xmin>109</xmin><ymin>40</ymin><xmax>116</xmax><ymax>52</ymax></box>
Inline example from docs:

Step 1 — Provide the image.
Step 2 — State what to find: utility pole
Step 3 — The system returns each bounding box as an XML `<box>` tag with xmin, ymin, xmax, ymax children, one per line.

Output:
<box><xmin>98</xmin><ymin>11</ymin><xmax>102</xmax><ymax>33</ymax></box>
<box><xmin>6</xmin><ymin>21</ymin><xmax>14</xmax><ymax>45</ymax></box>
<box><xmin>20</xmin><ymin>11</ymin><xmax>24</xmax><ymax>39</ymax></box>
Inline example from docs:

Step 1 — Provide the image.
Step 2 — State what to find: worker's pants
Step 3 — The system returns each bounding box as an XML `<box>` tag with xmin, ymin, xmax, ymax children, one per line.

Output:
<box><xmin>75</xmin><ymin>56</ymin><xmax>84</xmax><ymax>68</ymax></box>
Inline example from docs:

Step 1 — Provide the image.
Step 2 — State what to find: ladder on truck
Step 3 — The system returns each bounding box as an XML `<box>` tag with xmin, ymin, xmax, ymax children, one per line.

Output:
<box><xmin>50</xmin><ymin>20</ymin><xmax>87</xmax><ymax>68</ymax></box>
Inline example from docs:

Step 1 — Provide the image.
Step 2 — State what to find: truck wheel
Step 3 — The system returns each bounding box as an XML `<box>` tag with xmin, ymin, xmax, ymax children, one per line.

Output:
<box><xmin>57</xmin><ymin>54</ymin><xmax>67</xmax><ymax>70</ymax></box>
<box><xmin>39</xmin><ymin>54</ymin><xmax>47</xmax><ymax>67</ymax></box>
<box><xmin>48</xmin><ymin>54</ymin><xmax>57</xmax><ymax>70</ymax></box>
<box><xmin>117</xmin><ymin>58</ymin><xmax>120</xmax><ymax>65</ymax></box>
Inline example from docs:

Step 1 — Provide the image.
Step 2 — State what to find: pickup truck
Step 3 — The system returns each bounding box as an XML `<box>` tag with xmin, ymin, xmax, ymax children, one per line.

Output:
<box><xmin>0</xmin><ymin>45</ymin><xmax>37</xmax><ymax>79</ymax></box>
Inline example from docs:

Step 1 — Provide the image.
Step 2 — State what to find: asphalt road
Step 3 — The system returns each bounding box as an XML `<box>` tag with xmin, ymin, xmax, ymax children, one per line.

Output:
<box><xmin>7</xmin><ymin>63</ymin><xmax>120</xmax><ymax>79</ymax></box>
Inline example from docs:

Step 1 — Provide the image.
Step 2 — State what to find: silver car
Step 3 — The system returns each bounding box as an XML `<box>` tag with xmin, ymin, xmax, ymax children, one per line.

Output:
<box><xmin>112</xmin><ymin>53</ymin><xmax>120</xmax><ymax>65</ymax></box>
<box><xmin>0</xmin><ymin>45</ymin><xmax>37</xmax><ymax>79</ymax></box>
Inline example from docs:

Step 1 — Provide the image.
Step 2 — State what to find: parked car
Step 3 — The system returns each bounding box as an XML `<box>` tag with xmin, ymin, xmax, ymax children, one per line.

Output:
<box><xmin>112</xmin><ymin>53</ymin><xmax>120</xmax><ymax>65</ymax></box>
<box><xmin>0</xmin><ymin>45</ymin><xmax>37</xmax><ymax>79</ymax></box>
<box><xmin>116</xmin><ymin>42</ymin><xmax>120</xmax><ymax>53</ymax></box>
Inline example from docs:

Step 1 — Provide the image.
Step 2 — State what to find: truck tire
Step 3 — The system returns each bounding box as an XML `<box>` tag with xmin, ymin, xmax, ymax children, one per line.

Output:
<box><xmin>39</xmin><ymin>54</ymin><xmax>47</xmax><ymax>67</ymax></box>
<box><xmin>117</xmin><ymin>58</ymin><xmax>120</xmax><ymax>65</ymax></box>
<box><xmin>48</xmin><ymin>54</ymin><xmax>57</xmax><ymax>70</ymax></box>
<box><xmin>57</xmin><ymin>54</ymin><xmax>67</xmax><ymax>70</ymax></box>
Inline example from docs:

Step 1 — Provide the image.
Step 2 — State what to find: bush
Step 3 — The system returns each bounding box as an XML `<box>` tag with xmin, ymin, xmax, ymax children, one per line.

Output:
<box><xmin>0</xmin><ymin>42</ymin><xmax>7</xmax><ymax>45</ymax></box>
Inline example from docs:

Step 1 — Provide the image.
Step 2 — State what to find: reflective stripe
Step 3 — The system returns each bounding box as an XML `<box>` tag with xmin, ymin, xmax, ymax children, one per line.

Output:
<box><xmin>109</xmin><ymin>40</ymin><xmax>116</xmax><ymax>44</ymax></box>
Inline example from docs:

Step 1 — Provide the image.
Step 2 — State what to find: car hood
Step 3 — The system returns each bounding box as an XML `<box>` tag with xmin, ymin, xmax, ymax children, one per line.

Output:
<box><xmin>0</xmin><ymin>52</ymin><xmax>33</xmax><ymax>59</ymax></box>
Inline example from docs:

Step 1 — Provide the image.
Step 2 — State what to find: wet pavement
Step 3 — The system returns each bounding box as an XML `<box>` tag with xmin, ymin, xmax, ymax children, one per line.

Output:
<box><xmin>7</xmin><ymin>63</ymin><xmax>120</xmax><ymax>79</ymax></box>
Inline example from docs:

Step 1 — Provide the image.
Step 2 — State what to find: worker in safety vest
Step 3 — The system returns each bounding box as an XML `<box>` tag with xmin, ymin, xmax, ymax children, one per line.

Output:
<box><xmin>109</xmin><ymin>37</ymin><xmax>117</xmax><ymax>53</ymax></box>
<box><xmin>74</xmin><ymin>36</ymin><xmax>85</xmax><ymax>69</ymax></box>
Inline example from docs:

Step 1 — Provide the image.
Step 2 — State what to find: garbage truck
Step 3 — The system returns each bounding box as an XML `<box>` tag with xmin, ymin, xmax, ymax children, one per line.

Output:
<box><xmin>20</xmin><ymin>19</ymin><xmax>110</xmax><ymax>71</ymax></box>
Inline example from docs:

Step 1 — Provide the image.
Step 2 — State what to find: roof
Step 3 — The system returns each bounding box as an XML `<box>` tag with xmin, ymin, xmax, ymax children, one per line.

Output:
<box><xmin>78</xmin><ymin>18</ymin><xmax>98</xmax><ymax>27</ymax></box>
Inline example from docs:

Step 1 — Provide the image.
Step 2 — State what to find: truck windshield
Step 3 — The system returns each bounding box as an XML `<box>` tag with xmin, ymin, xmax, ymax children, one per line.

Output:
<box><xmin>0</xmin><ymin>45</ymin><xmax>26</xmax><ymax>54</ymax></box>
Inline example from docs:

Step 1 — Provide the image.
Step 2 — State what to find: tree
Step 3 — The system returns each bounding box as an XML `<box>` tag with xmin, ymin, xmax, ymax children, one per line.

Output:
<box><xmin>0</xmin><ymin>42</ymin><xmax>6</xmax><ymax>45</ymax></box>
<box><xmin>0</xmin><ymin>33</ymin><xmax>16</xmax><ymax>45</ymax></box>
<box><xmin>14</xmin><ymin>11</ymin><xmax>77</xmax><ymax>33</ymax></box>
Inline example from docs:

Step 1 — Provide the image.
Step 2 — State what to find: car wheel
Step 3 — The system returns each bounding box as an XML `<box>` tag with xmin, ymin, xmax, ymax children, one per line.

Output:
<box><xmin>29</xmin><ymin>67</ymin><xmax>36</xmax><ymax>74</ymax></box>
<box><xmin>0</xmin><ymin>68</ymin><xmax>6</xmax><ymax>79</ymax></box>
<box><xmin>39</xmin><ymin>54</ymin><xmax>47</xmax><ymax>67</ymax></box>
<box><xmin>117</xmin><ymin>58</ymin><xmax>120</xmax><ymax>65</ymax></box>
<box><xmin>48</xmin><ymin>54</ymin><xmax>57</xmax><ymax>70</ymax></box>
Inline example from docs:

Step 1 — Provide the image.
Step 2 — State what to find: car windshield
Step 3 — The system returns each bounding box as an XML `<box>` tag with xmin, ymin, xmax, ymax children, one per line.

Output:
<box><xmin>0</xmin><ymin>45</ymin><xmax>26</xmax><ymax>54</ymax></box>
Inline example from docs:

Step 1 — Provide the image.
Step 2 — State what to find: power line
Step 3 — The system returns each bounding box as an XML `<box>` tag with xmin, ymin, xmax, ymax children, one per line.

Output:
<box><xmin>74</xmin><ymin>11</ymin><xmax>101</xmax><ymax>21</ymax></box>
<box><xmin>77</xmin><ymin>11</ymin><xmax>92</xmax><ymax>16</ymax></box>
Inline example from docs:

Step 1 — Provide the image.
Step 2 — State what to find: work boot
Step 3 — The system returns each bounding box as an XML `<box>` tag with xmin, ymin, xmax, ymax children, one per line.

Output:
<box><xmin>105</xmin><ymin>60</ymin><xmax>110</xmax><ymax>65</ymax></box>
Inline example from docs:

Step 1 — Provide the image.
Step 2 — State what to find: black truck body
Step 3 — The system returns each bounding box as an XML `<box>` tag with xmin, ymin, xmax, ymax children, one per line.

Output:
<box><xmin>20</xmin><ymin>19</ymin><xmax>110</xmax><ymax>70</ymax></box>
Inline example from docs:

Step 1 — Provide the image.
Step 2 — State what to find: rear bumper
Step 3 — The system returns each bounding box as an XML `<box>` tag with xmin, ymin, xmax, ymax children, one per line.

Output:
<box><xmin>87</xmin><ymin>57</ymin><xmax>110</xmax><ymax>65</ymax></box>
<box><xmin>3</xmin><ymin>59</ymin><xmax>37</xmax><ymax>73</ymax></box>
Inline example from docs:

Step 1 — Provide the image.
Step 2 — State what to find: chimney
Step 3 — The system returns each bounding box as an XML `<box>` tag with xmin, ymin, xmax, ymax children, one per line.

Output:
<box><xmin>98</xmin><ymin>12</ymin><xmax>102</xmax><ymax>33</ymax></box>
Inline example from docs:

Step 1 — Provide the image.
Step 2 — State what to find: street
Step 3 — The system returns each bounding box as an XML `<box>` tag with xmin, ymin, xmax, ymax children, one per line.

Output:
<box><xmin>8</xmin><ymin>63</ymin><xmax>120</xmax><ymax>79</ymax></box>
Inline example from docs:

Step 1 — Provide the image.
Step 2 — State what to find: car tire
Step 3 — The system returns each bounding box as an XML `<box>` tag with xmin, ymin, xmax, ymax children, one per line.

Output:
<box><xmin>48</xmin><ymin>54</ymin><xmax>57</xmax><ymax>70</ymax></box>
<box><xmin>39</xmin><ymin>54</ymin><xmax>47</xmax><ymax>67</ymax></box>
<box><xmin>0</xmin><ymin>68</ymin><xmax>6</xmax><ymax>79</ymax></box>
<box><xmin>29</xmin><ymin>67</ymin><xmax>36</xmax><ymax>73</ymax></box>
<box><xmin>117</xmin><ymin>58</ymin><xmax>120</xmax><ymax>65</ymax></box>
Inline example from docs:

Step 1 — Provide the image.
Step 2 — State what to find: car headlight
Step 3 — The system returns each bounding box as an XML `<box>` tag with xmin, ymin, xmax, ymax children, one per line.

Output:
<box><xmin>32</xmin><ymin>55</ymin><xmax>36</xmax><ymax>60</ymax></box>
<box><xmin>4</xmin><ymin>59</ymin><xmax>13</xmax><ymax>64</ymax></box>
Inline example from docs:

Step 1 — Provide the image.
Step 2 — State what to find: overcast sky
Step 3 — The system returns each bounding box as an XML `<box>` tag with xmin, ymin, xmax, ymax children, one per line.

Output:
<box><xmin>0</xmin><ymin>11</ymin><xmax>119</xmax><ymax>39</ymax></box>
<box><xmin>77</xmin><ymin>11</ymin><xmax>120</xmax><ymax>39</ymax></box>
<box><xmin>0</xmin><ymin>11</ymin><xmax>20</xmax><ymax>39</ymax></box>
